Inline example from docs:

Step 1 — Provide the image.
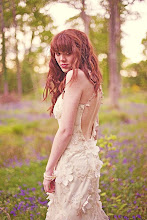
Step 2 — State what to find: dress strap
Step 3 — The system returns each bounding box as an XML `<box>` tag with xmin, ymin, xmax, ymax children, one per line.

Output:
<box><xmin>84</xmin><ymin>92</ymin><xmax>96</xmax><ymax>107</ymax></box>
<box><xmin>82</xmin><ymin>85</ymin><xmax>103</xmax><ymax>107</ymax></box>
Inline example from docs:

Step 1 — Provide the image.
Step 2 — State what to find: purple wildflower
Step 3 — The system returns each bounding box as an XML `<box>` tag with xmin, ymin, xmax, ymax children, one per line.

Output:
<box><xmin>10</xmin><ymin>210</ymin><xmax>16</xmax><ymax>216</ymax></box>
<box><xmin>19</xmin><ymin>189</ymin><xmax>25</xmax><ymax>196</ymax></box>
<box><xmin>123</xmin><ymin>158</ymin><xmax>127</xmax><ymax>164</ymax></box>
<box><xmin>31</xmin><ymin>187</ymin><xmax>36</xmax><ymax>191</ymax></box>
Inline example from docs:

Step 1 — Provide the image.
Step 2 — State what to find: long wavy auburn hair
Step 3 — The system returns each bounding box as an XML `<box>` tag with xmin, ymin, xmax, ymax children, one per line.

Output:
<box><xmin>43</xmin><ymin>29</ymin><xmax>103</xmax><ymax>115</ymax></box>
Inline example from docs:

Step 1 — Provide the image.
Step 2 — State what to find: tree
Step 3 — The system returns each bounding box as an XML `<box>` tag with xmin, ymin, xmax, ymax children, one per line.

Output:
<box><xmin>10</xmin><ymin>0</ymin><xmax>22</xmax><ymax>97</ymax></box>
<box><xmin>0</xmin><ymin>0</ymin><xmax>54</xmax><ymax>98</ymax></box>
<box><xmin>0</xmin><ymin>0</ymin><xmax>9</xmax><ymax>95</ymax></box>
<box><xmin>108</xmin><ymin>0</ymin><xmax>121</xmax><ymax>108</ymax></box>
<box><xmin>54</xmin><ymin>0</ymin><xmax>91</xmax><ymax>35</ymax></box>
<box><xmin>100</xmin><ymin>0</ymin><xmax>144</xmax><ymax>107</ymax></box>
<box><xmin>80</xmin><ymin>0</ymin><xmax>91</xmax><ymax>35</ymax></box>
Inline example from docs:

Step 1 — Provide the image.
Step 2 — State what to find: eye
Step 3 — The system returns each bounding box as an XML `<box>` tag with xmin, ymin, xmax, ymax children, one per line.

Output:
<box><xmin>66</xmin><ymin>52</ymin><xmax>71</xmax><ymax>55</ymax></box>
<box><xmin>55</xmin><ymin>52</ymin><xmax>60</xmax><ymax>56</ymax></box>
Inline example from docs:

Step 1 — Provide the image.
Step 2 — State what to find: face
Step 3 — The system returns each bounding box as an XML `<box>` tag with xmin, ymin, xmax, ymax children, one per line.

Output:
<box><xmin>55</xmin><ymin>52</ymin><xmax>74</xmax><ymax>73</ymax></box>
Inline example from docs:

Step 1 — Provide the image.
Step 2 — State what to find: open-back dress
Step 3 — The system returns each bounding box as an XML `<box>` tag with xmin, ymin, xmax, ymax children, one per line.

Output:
<box><xmin>45</xmin><ymin>87</ymin><xmax>109</xmax><ymax>220</ymax></box>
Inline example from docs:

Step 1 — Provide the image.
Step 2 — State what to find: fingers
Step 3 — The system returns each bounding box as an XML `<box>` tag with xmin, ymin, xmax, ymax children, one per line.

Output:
<box><xmin>45</xmin><ymin>186</ymin><xmax>55</xmax><ymax>193</ymax></box>
<box><xmin>48</xmin><ymin>188</ymin><xmax>55</xmax><ymax>193</ymax></box>
<box><xmin>48</xmin><ymin>181</ymin><xmax>55</xmax><ymax>193</ymax></box>
<box><xmin>43</xmin><ymin>179</ymin><xmax>55</xmax><ymax>193</ymax></box>
<box><xmin>43</xmin><ymin>180</ymin><xmax>50</xmax><ymax>193</ymax></box>
<box><xmin>44</xmin><ymin>185</ymin><xmax>49</xmax><ymax>193</ymax></box>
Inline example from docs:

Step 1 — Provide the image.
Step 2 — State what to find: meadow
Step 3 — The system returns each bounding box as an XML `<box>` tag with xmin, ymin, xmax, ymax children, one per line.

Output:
<box><xmin>0</xmin><ymin>89</ymin><xmax>146</xmax><ymax>220</ymax></box>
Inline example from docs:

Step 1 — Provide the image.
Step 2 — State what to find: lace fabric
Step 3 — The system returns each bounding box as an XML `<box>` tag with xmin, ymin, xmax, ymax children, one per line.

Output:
<box><xmin>45</xmin><ymin>88</ymin><xmax>109</xmax><ymax>220</ymax></box>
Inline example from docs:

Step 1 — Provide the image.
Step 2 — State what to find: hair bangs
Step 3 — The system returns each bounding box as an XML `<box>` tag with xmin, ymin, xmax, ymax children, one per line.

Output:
<box><xmin>51</xmin><ymin>33</ymin><xmax>73</xmax><ymax>54</ymax></box>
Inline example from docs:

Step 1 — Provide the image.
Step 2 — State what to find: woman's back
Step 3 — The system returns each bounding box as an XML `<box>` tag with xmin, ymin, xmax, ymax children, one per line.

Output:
<box><xmin>79</xmin><ymin>73</ymin><xmax>103</xmax><ymax>140</ymax></box>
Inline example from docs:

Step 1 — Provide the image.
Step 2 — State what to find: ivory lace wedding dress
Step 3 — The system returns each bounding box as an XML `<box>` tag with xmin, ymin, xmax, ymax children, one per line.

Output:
<box><xmin>45</xmin><ymin>88</ymin><xmax>109</xmax><ymax>220</ymax></box>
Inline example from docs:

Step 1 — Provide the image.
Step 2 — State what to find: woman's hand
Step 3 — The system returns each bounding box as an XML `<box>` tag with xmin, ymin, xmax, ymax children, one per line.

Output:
<box><xmin>43</xmin><ymin>169</ymin><xmax>55</xmax><ymax>193</ymax></box>
<box><xmin>43</xmin><ymin>179</ymin><xmax>55</xmax><ymax>193</ymax></box>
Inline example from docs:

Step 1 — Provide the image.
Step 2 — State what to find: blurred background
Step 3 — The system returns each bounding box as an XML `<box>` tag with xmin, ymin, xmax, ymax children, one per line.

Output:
<box><xmin>0</xmin><ymin>0</ymin><xmax>147</xmax><ymax>219</ymax></box>
<box><xmin>0</xmin><ymin>0</ymin><xmax>147</xmax><ymax>102</ymax></box>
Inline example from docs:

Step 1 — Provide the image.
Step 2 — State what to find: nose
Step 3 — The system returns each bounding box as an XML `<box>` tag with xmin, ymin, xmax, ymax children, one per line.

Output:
<box><xmin>60</xmin><ymin>54</ymin><xmax>66</xmax><ymax>62</ymax></box>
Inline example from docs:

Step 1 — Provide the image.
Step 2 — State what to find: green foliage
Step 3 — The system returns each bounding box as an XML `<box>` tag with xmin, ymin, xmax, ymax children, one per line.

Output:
<box><xmin>0</xmin><ymin>91</ymin><xmax>146</xmax><ymax>219</ymax></box>
<box><xmin>0</xmin><ymin>0</ymin><xmax>54</xmax><ymax>96</ymax></box>
<box><xmin>99</xmin><ymin>58</ymin><xmax>109</xmax><ymax>93</ymax></box>
<box><xmin>0</xmin><ymin>161</ymin><xmax>48</xmax><ymax>219</ymax></box>
<box><xmin>141</xmin><ymin>32</ymin><xmax>147</xmax><ymax>58</ymax></box>
<box><xmin>123</xmin><ymin>60</ymin><xmax>147</xmax><ymax>89</ymax></box>
<box><xmin>0</xmin><ymin>116</ymin><xmax>57</xmax><ymax>167</ymax></box>
<box><xmin>122</xmin><ymin>32</ymin><xmax>147</xmax><ymax>91</ymax></box>
<box><xmin>99</xmin><ymin>108</ymin><xmax>130</xmax><ymax>125</ymax></box>
<box><xmin>0</xmin><ymin>65</ymin><xmax>35</xmax><ymax>95</ymax></box>
<box><xmin>89</xmin><ymin>16</ymin><xmax>110</xmax><ymax>93</ymax></box>
<box><xmin>21</xmin><ymin>55</ymin><xmax>36</xmax><ymax>94</ymax></box>
<box><xmin>89</xmin><ymin>16</ymin><xmax>108</xmax><ymax>55</ymax></box>
<box><xmin>0</xmin><ymin>69</ymin><xmax>16</xmax><ymax>93</ymax></box>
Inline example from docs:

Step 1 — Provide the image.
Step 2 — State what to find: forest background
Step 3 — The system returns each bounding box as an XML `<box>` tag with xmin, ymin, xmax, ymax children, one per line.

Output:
<box><xmin>0</xmin><ymin>0</ymin><xmax>147</xmax><ymax>219</ymax></box>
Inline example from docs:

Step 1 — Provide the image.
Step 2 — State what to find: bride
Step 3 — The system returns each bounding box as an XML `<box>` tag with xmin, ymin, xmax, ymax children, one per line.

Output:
<box><xmin>43</xmin><ymin>29</ymin><xmax>109</xmax><ymax>220</ymax></box>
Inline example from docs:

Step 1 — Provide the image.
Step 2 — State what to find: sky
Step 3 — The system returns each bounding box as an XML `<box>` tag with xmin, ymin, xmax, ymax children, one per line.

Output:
<box><xmin>47</xmin><ymin>0</ymin><xmax>147</xmax><ymax>63</ymax></box>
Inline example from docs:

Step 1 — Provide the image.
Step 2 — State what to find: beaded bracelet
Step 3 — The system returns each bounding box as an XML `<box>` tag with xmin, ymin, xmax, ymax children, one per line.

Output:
<box><xmin>43</xmin><ymin>172</ymin><xmax>56</xmax><ymax>181</ymax></box>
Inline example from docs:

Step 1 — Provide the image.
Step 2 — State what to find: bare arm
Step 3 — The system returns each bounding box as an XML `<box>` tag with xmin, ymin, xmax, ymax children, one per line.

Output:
<box><xmin>45</xmin><ymin>70</ymin><xmax>83</xmax><ymax>175</ymax></box>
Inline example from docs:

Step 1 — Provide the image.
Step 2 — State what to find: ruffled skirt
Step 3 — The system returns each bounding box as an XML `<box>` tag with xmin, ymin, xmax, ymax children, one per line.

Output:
<box><xmin>45</xmin><ymin>141</ymin><xmax>109</xmax><ymax>220</ymax></box>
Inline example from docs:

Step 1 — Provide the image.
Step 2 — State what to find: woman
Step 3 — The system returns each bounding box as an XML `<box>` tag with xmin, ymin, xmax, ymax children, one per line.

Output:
<box><xmin>43</xmin><ymin>29</ymin><xmax>109</xmax><ymax>220</ymax></box>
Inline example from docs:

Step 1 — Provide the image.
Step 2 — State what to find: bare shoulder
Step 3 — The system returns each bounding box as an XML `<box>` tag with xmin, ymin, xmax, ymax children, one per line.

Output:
<box><xmin>66</xmin><ymin>69</ymin><xmax>88</xmax><ymax>85</ymax></box>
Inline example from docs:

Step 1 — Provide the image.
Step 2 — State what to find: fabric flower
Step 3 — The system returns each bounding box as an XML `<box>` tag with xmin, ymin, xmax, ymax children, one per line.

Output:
<box><xmin>54</xmin><ymin>165</ymin><xmax>73</xmax><ymax>186</ymax></box>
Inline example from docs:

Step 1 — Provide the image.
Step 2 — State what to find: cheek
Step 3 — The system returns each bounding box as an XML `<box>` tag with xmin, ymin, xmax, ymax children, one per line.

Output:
<box><xmin>55</xmin><ymin>56</ymin><xmax>59</xmax><ymax>64</ymax></box>
<box><xmin>70</xmin><ymin>56</ymin><xmax>75</xmax><ymax>64</ymax></box>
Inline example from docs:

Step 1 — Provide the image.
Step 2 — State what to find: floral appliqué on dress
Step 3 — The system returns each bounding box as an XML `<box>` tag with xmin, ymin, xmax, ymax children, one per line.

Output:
<box><xmin>45</xmin><ymin>88</ymin><xmax>109</xmax><ymax>220</ymax></box>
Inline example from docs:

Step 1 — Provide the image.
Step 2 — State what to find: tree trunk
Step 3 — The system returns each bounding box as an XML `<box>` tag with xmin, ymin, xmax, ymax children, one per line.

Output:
<box><xmin>11</xmin><ymin>0</ymin><xmax>22</xmax><ymax>97</ymax></box>
<box><xmin>108</xmin><ymin>0</ymin><xmax>121</xmax><ymax>108</ymax></box>
<box><xmin>0</xmin><ymin>0</ymin><xmax>9</xmax><ymax>95</ymax></box>
<box><xmin>80</xmin><ymin>0</ymin><xmax>91</xmax><ymax>36</ymax></box>
<box><xmin>116</xmin><ymin>0</ymin><xmax>121</xmax><ymax>98</ymax></box>
<box><xmin>27</xmin><ymin>30</ymin><xmax>39</xmax><ymax>98</ymax></box>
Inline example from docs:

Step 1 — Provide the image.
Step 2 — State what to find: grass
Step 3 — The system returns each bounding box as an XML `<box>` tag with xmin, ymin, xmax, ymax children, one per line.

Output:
<box><xmin>0</xmin><ymin>161</ymin><xmax>48</xmax><ymax>219</ymax></box>
<box><xmin>0</xmin><ymin>90</ymin><xmax>147</xmax><ymax>219</ymax></box>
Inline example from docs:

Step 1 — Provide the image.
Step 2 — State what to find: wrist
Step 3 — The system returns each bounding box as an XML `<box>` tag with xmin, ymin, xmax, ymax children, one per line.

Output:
<box><xmin>43</xmin><ymin>172</ymin><xmax>56</xmax><ymax>181</ymax></box>
<box><xmin>45</xmin><ymin>168</ymin><xmax>54</xmax><ymax>175</ymax></box>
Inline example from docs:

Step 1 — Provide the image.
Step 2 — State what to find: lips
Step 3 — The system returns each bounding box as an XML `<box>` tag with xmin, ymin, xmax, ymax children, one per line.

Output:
<box><xmin>61</xmin><ymin>64</ymin><xmax>68</xmax><ymax>68</ymax></box>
